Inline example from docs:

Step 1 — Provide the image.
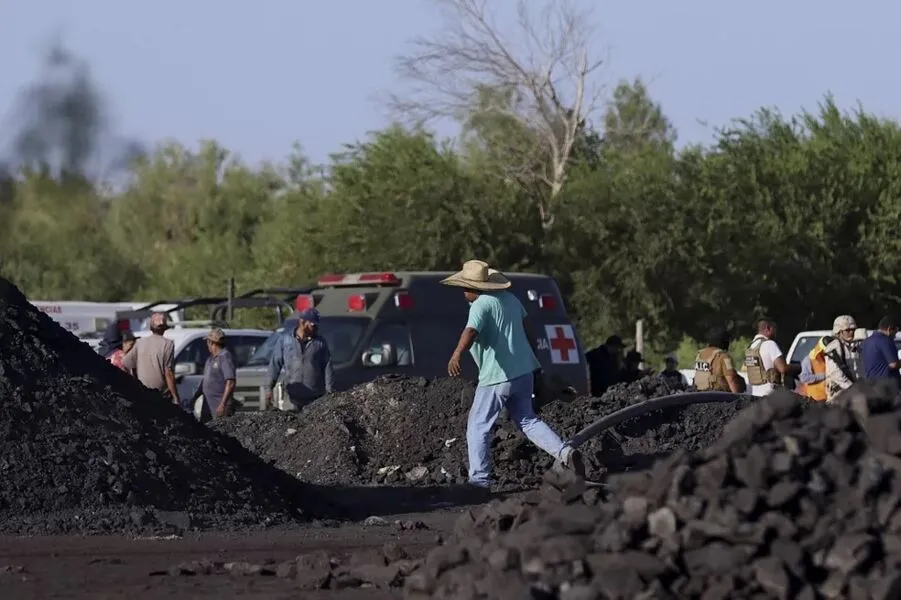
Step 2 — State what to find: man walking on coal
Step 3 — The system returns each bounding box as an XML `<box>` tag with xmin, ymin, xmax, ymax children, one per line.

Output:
<box><xmin>265</xmin><ymin>307</ymin><xmax>334</xmax><ymax>411</ymax></box>
<box><xmin>442</xmin><ymin>260</ymin><xmax>586</xmax><ymax>490</ymax></box>
<box><xmin>121</xmin><ymin>312</ymin><xmax>181</xmax><ymax>406</ymax></box>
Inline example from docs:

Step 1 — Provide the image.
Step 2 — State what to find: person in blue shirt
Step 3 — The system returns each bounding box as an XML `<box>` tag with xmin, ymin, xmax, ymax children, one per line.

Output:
<box><xmin>266</xmin><ymin>308</ymin><xmax>334</xmax><ymax>410</ymax></box>
<box><xmin>442</xmin><ymin>260</ymin><xmax>585</xmax><ymax>490</ymax></box>
<box><xmin>860</xmin><ymin>315</ymin><xmax>901</xmax><ymax>391</ymax></box>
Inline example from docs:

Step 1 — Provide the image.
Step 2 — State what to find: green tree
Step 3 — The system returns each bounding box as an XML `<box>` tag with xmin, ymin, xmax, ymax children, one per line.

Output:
<box><xmin>106</xmin><ymin>140</ymin><xmax>278</xmax><ymax>297</ymax></box>
<box><xmin>603</xmin><ymin>77</ymin><xmax>676</xmax><ymax>154</ymax></box>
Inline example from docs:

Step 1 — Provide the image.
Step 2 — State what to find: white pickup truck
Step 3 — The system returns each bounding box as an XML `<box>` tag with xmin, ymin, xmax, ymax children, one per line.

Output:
<box><xmin>786</xmin><ymin>329</ymin><xmax>901</xmax><ymax>364</ymax></box>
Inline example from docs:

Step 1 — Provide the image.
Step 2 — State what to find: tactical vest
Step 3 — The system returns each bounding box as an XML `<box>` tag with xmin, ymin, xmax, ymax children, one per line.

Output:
<box><xmin>693</xmin><ymin>347</ymin><xmax>730</xmax><ymax>391</ymax></box>
<box><xmin>744</xmin><ymin>337</ymin><xmax>782</xmax><ymax>386</ymax></box>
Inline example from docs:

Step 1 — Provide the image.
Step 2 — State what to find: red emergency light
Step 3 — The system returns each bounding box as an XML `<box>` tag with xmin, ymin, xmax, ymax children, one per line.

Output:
<box><xmin>318</xmin><ymin>272</ymin><xmax>401</xmax><ymax>286</ymax></box>
<box><xmin>539</xmin><ymin>294</ymin><xmax>557</xmax><ymax>311</ymax></box>
<box><xmin>347</xmin><ymin>295</ymin><xmax>367</xmax><ymax>312</ymax></box>
<box><xmin>318</xmin><ymin>274</ymin><xmax>345</xmax><ymax>285</ymax></box>
<box><xmin>294</xmin><ymin>294</ymin><xmax>314</xmax><ymax>311</ymax></box>
<box><xmin>359</xmin><ymin>272</ymin><xmax>400</xmax><ymax>284</ymax></box>
<box><xmin>394</xmin><ymin>291</ymin><xmax>413</xmax><ymax>309</ymax></box>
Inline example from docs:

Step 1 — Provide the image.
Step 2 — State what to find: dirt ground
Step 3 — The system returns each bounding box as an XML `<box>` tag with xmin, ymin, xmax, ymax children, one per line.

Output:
<box><xmin>0</xmin><ymin>508</ymin><xmax>465</xmax><ymax>600</ymax></box>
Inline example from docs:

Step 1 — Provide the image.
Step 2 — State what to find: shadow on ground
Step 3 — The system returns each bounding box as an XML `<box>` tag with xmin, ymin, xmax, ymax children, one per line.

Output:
<box><xmin>302</xmin><ymin>483</ymin><xmax>529</xmax><ymax>521</ymax></box>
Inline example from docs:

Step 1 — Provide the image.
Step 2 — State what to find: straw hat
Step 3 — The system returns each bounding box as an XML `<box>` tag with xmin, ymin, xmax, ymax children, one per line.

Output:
<box><xmin>440</xmin><ymin>260</ymin><xmax>511</xmax><ymax>291</ymax></box>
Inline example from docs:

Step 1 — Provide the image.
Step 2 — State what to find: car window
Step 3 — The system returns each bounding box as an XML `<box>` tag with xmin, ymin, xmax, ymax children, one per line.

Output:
<box><xmin>246</xmin><ymin>317</ymin><xmax>368</xmax><ymax>366</ymax></box>
<box><xmin>229</xmin><ymin>335</ymin><xmax>269</xmax><ymax>367</ymax></box>
<box><xmin>364</xmin><ymin>323</ymin><xmax>413</xmax><ymax>367</ymax></box>
<box><xmin>175</xmin><ymin>338</ymin><xmax>209</xmax><ymax>370</ymax></box>
<box><xmin>789</xmin><ymin>336</ymin><xmax>821</xmax><ymax>364</ymax></box>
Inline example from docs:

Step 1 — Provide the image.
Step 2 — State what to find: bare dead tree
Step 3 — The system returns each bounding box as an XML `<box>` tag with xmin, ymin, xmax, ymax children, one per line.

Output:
<box><xmin>390</xmin><ymin>0</ymin><xmax>606</xmax><ymax>229</ymax></box>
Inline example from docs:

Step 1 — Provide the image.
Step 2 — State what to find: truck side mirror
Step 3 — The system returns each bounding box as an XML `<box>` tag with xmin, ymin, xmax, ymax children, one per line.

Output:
<box><xmin>362</xmin><ymin>344</ymin><xmax>397</xmax><ymax>368</ymax></box>
<box><xmin>174</xmin><ymin>362</ymin><xmax>197</xmax><ymax>377</ymax></box>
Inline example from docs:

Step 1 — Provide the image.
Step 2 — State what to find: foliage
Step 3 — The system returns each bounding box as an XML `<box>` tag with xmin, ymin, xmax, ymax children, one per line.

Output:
<box><xmin>2</xmin><ymin>67</ymin><xmax>900</xmax><ymax>360</ymax></box>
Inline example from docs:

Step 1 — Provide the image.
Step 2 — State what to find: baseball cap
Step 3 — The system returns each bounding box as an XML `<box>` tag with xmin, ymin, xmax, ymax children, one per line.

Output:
<box><xmin>299</xmin><ymin>308</ymin><xmax>320</xmax><ymax>324</ymax></box>
<box><xmin>206</xmin><ymin>328</ymin><xmax>226</xmax><ymax>344</ymax></box>
<box><xmin>150</xmin><ymin>312</ymin><xmax>169</xmax><ymax>329</ymax></box>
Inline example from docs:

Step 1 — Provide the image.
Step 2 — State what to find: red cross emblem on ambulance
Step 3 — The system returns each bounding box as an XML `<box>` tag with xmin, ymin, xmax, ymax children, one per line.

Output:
<box><xmin>544</xmin><ymin>325</ymin><xmax>579</xmax><ymax>364</ymax></box>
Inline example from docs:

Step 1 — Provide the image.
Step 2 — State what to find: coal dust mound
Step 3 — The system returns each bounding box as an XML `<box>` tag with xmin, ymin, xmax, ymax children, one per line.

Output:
<box><xmin>527</xmin><ymin>377</ymin><xmax>761</xmax><ymax>480</ymax></box>
<box><xmin>404</xmin><ymin>382</ymin><xmax>901</xmax><ymax>599</ymax></box>
<box><xmin>214</xmin><ymin>374</ymin><xmax>753</xmax><ymax>488</ymax></box>
<box><xmin>212</xmin><ymin>375</ymin><xmax>477</xmax><ymax>487</ymax></box>
<box><xmin>0</xmin><ymin>278</ymin><xmax>310</xmax><ymax>535</ymax></box>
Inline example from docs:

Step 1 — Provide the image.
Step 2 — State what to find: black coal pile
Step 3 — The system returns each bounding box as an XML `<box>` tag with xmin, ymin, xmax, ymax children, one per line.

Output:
<box><xmin>212</xmin><ymin>375</ymin><xmax>476</xmax><ymax>486</ymax></box>
<box><xmin>0</xmin><ymin>278</ymin><xmax>312</xmax><ymax>534</ymax></box>
<box><xmin>214</xmin><ymin>374</ymin><xmax>757</xmax><ymax>488</ymax></box>
<box><xmin>512</xmin><ymin>377</ymin><xmax>762</xmax><ymax>481</ymax></box>
<box><xmin>403</xmin><ymin>382</ymin><xmax>901</xmax><ymax>599</ymax></box>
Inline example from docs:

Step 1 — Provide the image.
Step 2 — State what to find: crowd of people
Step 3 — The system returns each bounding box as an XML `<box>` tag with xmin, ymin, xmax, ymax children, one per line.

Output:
<box><xmin>586</xmin><ymin>314</ymin><xmax>901</xmax><ymax>403</ymax></box>
<box><xmin>684</xmin><ymin>315</ymin><xmax>899</xmax><ymax>401</ymax></box>
<box><xmin>96</xmin><ymin>308</ymin><xmax>334</xmax><ymax>421</ymax></box>
<box><xmin>96</xmin><ymin>313</ymin><xmax>239</xmax><ymax>421</ymax></box>
<box><xmin>795</xmin><ymin>314</ymin><xmax>900</xmax><ymax>401</ymax></box>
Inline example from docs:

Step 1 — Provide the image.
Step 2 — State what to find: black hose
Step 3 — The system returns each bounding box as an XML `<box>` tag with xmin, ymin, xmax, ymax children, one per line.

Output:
<box><xmin>568</xmin><ymin>391</ymin><xmax>744</xmax><ymax>449</ymax></box>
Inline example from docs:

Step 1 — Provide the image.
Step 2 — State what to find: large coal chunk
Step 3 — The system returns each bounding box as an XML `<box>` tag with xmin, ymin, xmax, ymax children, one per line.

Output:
<box><xmin>407</xmin><ymin>385</ymin><xmax>901</xmax><ymax>599</ymax></box>
<box><xmin>0</xmin><ymin>278</ymin><xmax>310</xmax><ymax>534</ymax></box>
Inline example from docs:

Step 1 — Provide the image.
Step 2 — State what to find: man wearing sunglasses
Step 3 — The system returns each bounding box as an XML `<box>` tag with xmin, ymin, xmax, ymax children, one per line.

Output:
<box><xmin>823</xmin><ymin>315</ymin><xmax>862</xmax><ymax>402</ymax></box>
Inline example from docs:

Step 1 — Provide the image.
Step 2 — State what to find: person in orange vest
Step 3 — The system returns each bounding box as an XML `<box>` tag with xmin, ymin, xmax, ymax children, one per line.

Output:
<box><xmin>798</xmin><ymin>335</ymin><xmax>832</xmax><ymax>401</ymax></box>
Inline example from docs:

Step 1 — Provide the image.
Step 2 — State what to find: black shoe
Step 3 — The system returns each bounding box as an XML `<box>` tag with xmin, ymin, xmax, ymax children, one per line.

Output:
<box><xmin>461</xmin><ymin>483</ymin><xmax>492</xmax><ymax>504</ymax></box>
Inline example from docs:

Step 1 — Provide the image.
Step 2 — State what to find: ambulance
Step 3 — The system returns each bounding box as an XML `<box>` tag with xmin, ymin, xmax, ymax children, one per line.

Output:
<box><xmin>234</xmin><ymin>271</ymin><xmax>590</xmax><ymax>410</ymax></box>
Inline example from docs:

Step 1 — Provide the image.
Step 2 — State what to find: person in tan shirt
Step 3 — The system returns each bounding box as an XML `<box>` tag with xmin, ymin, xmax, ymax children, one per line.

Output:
<box><xmin>122</xmin><ymin>312</ymin><xmax>181</xmax><ymax>406</ymax></box>
<box><xmin>694</xmin><ymin>327</ymin><xmax>745</xmax><ymax>393</ymax></box>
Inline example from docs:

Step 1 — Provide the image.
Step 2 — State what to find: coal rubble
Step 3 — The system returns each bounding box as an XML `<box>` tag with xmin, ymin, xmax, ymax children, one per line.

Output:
<box><xmin>0</xmin><ymin>278</ymin><xmax>309</xmax><ymax>534</ymax></box>
<box><xmin>403</xmin><ymin>383</ymin><xmax>901</xmax><ymax>600</ymax></box>
<box><xmin>155</xmin><ymin>542</ymin><xmax>422</xmax><ymax>591</ymax></box>
<box><xmin>213</xmin><ymin>374</ymin><xmax>753</xmax><ymax>488</ymax></box>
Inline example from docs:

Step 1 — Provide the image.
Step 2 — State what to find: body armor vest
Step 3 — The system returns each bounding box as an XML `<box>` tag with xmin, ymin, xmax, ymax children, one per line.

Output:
<box><xmin>693</xmin><ymin>347</ymin><xmax>730</xmax><ymax>391</ymax></box>
<box><xmin>745</xmin><ymin>337</ymin><xmax>782</xmax><ymax>386</ymax></box>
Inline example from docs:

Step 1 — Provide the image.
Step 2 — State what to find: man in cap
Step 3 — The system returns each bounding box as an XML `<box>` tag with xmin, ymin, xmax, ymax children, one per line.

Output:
<box><xmin>823</xmin><ymin>315</ymin><xmax>863</xmax><ymax>401</ymax></box>
<box><xmin>121</xmin><ymin>312</ymin><xmax>180</xmax><ymax>406</ymax></box>
<box><xmin>266</xmin><ymin>307</ymin><xmax>334</xmax><ymax>411</ymax></box>
<box><xmin>585</xmin><ymin>335</ymin><xmax>625</xmax><ymax>395</ymax></box>
<box><xmin>442</xmin><ymin>260</ymin><xmax>586</xmax><ymax>490</ymax></box>
<box><xmin>198</xmin><ymin>328</ymin><xmax>237</xmax><ymax>420</ymax></box>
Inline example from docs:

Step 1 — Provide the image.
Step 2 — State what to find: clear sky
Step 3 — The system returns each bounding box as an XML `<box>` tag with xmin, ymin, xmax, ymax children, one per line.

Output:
<box><xmin>1</xmin><ymin>0</ymin><xmax>898</xmax><ymax>167</ymax></box>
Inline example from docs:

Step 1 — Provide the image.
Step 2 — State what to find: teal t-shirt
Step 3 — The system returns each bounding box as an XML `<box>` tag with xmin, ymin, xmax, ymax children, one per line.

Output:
<box><xmin>466</xmin><ymin>291</ymin><xmax>541</xmax><ymax>386</ymax></box>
